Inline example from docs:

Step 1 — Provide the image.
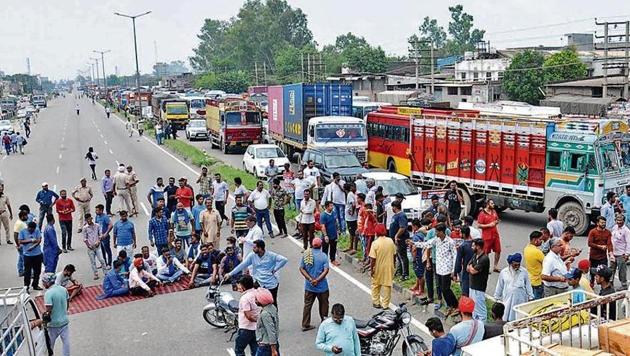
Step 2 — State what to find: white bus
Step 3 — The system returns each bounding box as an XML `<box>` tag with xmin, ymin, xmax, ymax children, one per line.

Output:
<box><xmin>352</xmin><ymin>101</ymin><xmax>391</xmax><ymax>120</ymax></box>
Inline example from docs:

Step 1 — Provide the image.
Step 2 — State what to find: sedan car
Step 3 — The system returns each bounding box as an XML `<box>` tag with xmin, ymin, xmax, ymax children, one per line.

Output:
<box><xmin>243</xmin><ymin>144</ymin><xmax>290</xmax><ymax>178</ymax></box>
<box><xmin>185</xmin><ymin>119</ymin><xmax>209</xmax><ymax>141</ymax></box>
<box><xmin>361</xmin><ymin>171</ymin><xmax>424</xmax><ymax>220</ymax></box>
<box><xmin>0</xmin><ymin>120</ymin><xmax>14</xmax><ymax>135</ymax></box>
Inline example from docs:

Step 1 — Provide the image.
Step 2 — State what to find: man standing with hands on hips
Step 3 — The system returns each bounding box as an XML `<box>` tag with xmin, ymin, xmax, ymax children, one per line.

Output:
<box><xmin>72</xmin><ymin>177</ymin><xmax>93</xmax><ymax>233</ymax></box>
<box><xmin>477</xmin><ymin>199</ymin><xmax>501</xmax><ymax>272</ymax></box>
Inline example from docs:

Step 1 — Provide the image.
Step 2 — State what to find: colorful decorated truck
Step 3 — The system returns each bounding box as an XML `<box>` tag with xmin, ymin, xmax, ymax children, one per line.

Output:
<box><xmin>409</xmin><ymin>110</ymin><xmax>630</xmax><ymax>235</ymax></box>
<box><xmin>206</xmin><ymin>98</ymin><xmax>262</xmax><ymax>153</ymax></box>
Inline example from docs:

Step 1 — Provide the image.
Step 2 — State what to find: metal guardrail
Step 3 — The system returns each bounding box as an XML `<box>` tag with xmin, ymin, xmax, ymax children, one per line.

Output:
<box><xmin>502</xmin><ymin>291</ymin><xmax>630</xmax><ymax>355</ymax></box>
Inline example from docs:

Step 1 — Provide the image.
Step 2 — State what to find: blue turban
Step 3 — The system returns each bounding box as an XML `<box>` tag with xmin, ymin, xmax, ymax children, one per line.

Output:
<box><xmin>507</xmin><ymin>253</ymin><xmax>522</xmax><ymax>264</ymax></box>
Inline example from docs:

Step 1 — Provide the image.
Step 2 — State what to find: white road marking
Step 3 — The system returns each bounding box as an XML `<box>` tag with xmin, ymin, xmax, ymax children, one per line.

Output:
<box><xmin>58</xmin><ymin>153</ymin><xmax>62</xmax><ymax>159</ymax></box>
<box><xmin>53</xmin><ymin>185</ymin><xmax>57</xmax><ymax>192</ymax></box>
<box><xmin>140</xmin><ymin>202</ymin><xmax>150</xmax><ymax>217</ymax></box>
<box><xmin>2</xmin><ymin>156</ymin><xmax>5</xmax><ymax>161</ymax></box>
<box><xmin>115</xmin><ymin>160</ymin><xmax>120</xmax><ymax>166</ymax></box>
<box><xmin>104</xmin><ymin>140</ymin><xmax>108</xmax><ymax>145</ymax></box>
<box><xmin>100</xmin><ymin>134</ymin><xmax>104</xmax><ymax>139</ymax></box>
<box><xmin>226</xmin><ymin>348</ymin><xmax>236</xmax><ymax>356</ymax></box>
<box><xmin>56</xmin><ymin>166</ymin><xmax>60</xmax><ymax>175</ymax></box>
<box><xmin>109</xmin><ymin>149</ymin><xmax>114</xmax><ymax>155</ymax></box>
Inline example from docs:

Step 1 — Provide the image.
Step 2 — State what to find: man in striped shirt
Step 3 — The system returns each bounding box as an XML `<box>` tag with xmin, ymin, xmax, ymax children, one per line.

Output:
<box><xmin>231</xmin><ymin>195</ymin><xmax>254</xmax><ymax>238</ymax></box>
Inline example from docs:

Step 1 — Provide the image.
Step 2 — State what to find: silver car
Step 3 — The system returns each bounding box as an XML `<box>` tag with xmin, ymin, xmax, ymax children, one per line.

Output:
<box><xmin>185</xmin><ymin>119</ymin><xmax>209</xmax><ymax>141</ymax></box>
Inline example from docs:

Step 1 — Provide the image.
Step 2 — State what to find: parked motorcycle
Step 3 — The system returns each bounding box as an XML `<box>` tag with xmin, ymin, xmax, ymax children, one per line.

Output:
<box><xmin>202</xmin><ymin>279</ymin><xmax>239</xmax><ymax>339</ymax></box>
<box><xmin>356</xmin><ymin>303</ymin><xmax>427</xmax><ymax>356</ymax></box>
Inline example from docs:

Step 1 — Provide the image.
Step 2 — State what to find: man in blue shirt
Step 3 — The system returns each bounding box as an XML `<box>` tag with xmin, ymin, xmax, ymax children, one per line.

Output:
<box><xmin>35</xmin><ymin>182</ymin><xmax>59</xmax><ymax>230</ymax></box>
<box><xmin>191</xmin><ymin>194</ymin><xmax>205</xmax><ymax>237</ymax></box>
<box><xmin>315</xmin><ymin>303</ymin><xmax>361</xmax><ymax>356</ymax></box>
<box><xmin>620</xmin><ymin>185</ymin><xmax>630</xmax><ymax>227</ymax></box>
<box><xmin>95</xmin><ymin>204</ymin><xmax>113</xmax><ymax>268</ymax></box>
<box><xmin>566</xmin><ymin>268</ymin><xmax>586</xmax><ymax>304</ymax></box>
<box><xmin>101</xmin><ymin>169</ymin><xmax>114</xmax><ymax>215</ymax></box>
<box><xmin>113</xmin><ymin>210</ymin><xmax>136</xmax><ymax>257</ymax></box>
<box><xmin>147</xmin><ymin>177</ymin><xmax>165</xmax><ymax>209</ymax></box>
<box><xmin>320</xmin><ymin>201</ymin><xmax>340</xmax><ymax>266</ymax></box>
<box><xmin>227</xmin><ymin>240</ymin><xmax>288</xmax><ymax>307</ymax></box>
<box><xmin>601</xmin><ymin>191</ymin><xmax>616</xmax><ymax>230</ymax></box>
<box><xmin>19</xmin><ymin>222</ymin><xmax>43</xmax><ymax>291</ymax></box>
<box><xmin>299</xmin><ymin>237</ymin><xmax>330</xmax><ymax>331</ymax></box>
<box><xmin>148</xmin><ymin>208</ymin><xmax>170</xmax><ymax>256</ymax></box>
<box><xmin>424</xmin><ymin>317</ymin><xmax>456</xmax><ymax>356</ymax></box>
<box><xmin>389</xmin><ymin>200</ymin><xmax>409</xmax><ymax>280</ymax></box>
<box><xmin>97</xmin><ymin>260</ymin><xmax>129</xmax><ymax>300</ymax></box>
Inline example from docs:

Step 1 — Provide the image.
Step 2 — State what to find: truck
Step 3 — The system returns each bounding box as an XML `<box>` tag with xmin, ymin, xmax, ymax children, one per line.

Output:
<box><xmin>206</xmin><ymin>98</ymin><xmax>262</xmax><ymax>153</ymax></box>
<box><xmin>30</xmin><ymin>95</ymin><xmax>46</xmax><ymax>108</ymax></box>
<box><xmin>267</xmin><ymin>83</ymin><xmax>367</xmax><ymax>162</ymax></box>
<box><xmin>127</xmin><ymin>90</ymin><xmax>152</xmax><ymax>116</ymax></box>
<box><xmin>182</xmin><ymin>96</ymin><xmax>207</xmax><ymax>119</ymax></box>
<box><xmin>408</xmin><ymin>108</ymin><xmax>630</xmax><ymax>235</ymax></box>
<box><xmin>0</xmin><ymin>287</ymin><xmax>49</xmax><ymax>355</ymax></box>
<box><xmin>151</xmin><ymin>93</ymin><xmax>189</xmax><ymax>129</ymax></box>
<box><xmin>462</xmin><ymin>291</ymin><xmax>630</xmax><ymax>356</ymax></box>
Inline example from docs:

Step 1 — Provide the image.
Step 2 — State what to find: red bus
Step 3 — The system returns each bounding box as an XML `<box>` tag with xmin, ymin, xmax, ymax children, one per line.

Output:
<box><xmin>366</xmin><ymin>106</ymin><xmax>420</xmax><ymax>176</ymax></box>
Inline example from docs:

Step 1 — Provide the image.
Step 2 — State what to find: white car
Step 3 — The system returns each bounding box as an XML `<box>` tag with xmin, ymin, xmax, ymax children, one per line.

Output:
<box><xmin>361</xmin><ymin>171</ymin><xmax>424</xmax><ymax>220</ymax></box>
<box><xmin>243</xmin><ymin>144</ymin><xmax>290</xmax><ymax>178</ymax></box>
<box><xmin>185</xmin><ymin>119</ymin><xmax>209</xmax><ymax>141</ymax></box>
<box><xmin>0</xmin><ymin>120</ymin><xmax>14</xmax><ymax>135</ymax></box>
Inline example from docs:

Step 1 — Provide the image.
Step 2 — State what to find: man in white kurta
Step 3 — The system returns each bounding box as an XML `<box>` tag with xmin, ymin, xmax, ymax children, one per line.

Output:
<box><xmin>494</xmin><ymin>253</ymin><xmax>533</xmax><ymax>321</ymax></box>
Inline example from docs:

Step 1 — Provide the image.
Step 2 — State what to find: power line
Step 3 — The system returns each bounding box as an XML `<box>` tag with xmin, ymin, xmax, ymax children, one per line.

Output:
<box><xmin>487</xmin><ymin>15</ymin><xmax>630</xmax><ymax>36</ymax></box>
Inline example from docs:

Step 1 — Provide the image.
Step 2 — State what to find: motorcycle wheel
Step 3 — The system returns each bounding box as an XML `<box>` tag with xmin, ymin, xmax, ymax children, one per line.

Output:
<box><xmin>203</xmin><ymin>308</ymin><xmax>228</xmax><ymax>328</ymax></box>
<box><xmin>402</xmin><ymin>340</ymin><xmax>427</xmax><ymax>356</ymax></box>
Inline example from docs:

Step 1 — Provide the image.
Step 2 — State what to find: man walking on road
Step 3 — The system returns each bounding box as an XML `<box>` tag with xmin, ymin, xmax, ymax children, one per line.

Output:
<box><xmin>227</xmin><ymin>240</ymin><xmax>288</xmax><ymax>307</ymax></box>
<box><xmin>299</xmin><ymin>237</ymin><xmax>330</xmax><ymax>331</ymax></box>
<box><xmin>101</xmin><ymin>169</ymin><xmax>114</xmax><ymax>216</ymax></box>
<box><xmin>83</xmin><ymin>213</ymin><xmax>107</xmax><ymax>280</ymax></box>
<box><xmin>477</xmin><ymin>199</ymin><xmax>501</xmax><ymax>272</ymax></box>
<box><xmin>126</xmin><ymin>165</ymin><xmax>140</xmax><ymax>216</ymax></box>
<box><xmin>35</xmin><ymin>182</ymin><xmax>59</xmax><ymax>230</ymax></box>
<box><xmin>113</xmin><ymin>165</ymin><xmax>132</xmax><ymax>214</ymax></box>
<box><xmin>315</xmin><ymin>303</ymin><xmax>361</xmax><ymax>356</ymax></box>
<box><xmin>300</xmin><ymin>189</ymin><xmax>316</xmax><ymax>249</ymax></box>
<box><xmin>42</xmin><ymin>273</ymin><xmax>71</xmax><ymax>356</ymax></box>
<box><xmin>212</xmin><ymin>173</ymin><xmax>230</xmax><ymax>224</ymax></box>
<box><xmin>370</xmin><ymin>224</ymin><xmax>396</xmax><ymax>309</ymax></box>
<box><xmin>113</xmin><ymin>210</ymin><xmax>136</xmax><ymax>256</ymax></box>
<box><xmin>72</xmin><ymin>178</ymin><xmax>93</xmax><ymax>233</ymax></box>
<box><xmin>0</xmin><ymin>185</ymin><xmax>13</xmax><ymax>244</ymax></box>
<box><xmin>54</xmin><ymin>189</ymin><xmax>75</xmax><ymax>252</ymax></box>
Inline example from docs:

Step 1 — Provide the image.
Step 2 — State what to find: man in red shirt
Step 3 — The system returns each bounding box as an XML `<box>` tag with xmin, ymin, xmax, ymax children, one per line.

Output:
<box><xmin>587</xmin><ymin>216</ymin><xmax>613</xmax><ymax>284</ymax></box>
<box><xmin>477</xmin><ymin>199</ymin><xmax>501</xmax><ymax>272</ymax></box>
<box><xmin>54</xmin><ymin>189</ymin><xmax>76</xmax><ymax>253</ymax></box>
<box><xmin>175</xmin><ymin>177</ymin><xmax>194</xmax><ymax>210</ymax></box>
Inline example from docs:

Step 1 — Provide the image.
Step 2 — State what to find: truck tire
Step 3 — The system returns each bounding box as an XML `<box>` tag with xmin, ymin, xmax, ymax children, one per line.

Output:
<box><xmin>221</xmin><ymin>139</ymin><xmax>228</xmax><ymax>154</ymax></box>
<box><xmin>211</xmin><ymin>137</ymin><xmax>218</xmax><ymax>149</ymax></box>
<box><xmin>557</xmin><ymin>201</ymin><xmax>589</xmax><ymax>235</ymax></box>
<box><xmin>461</xmin><ymin>189</ymin><xmax>476</xmax><ymax>217</ymax></box>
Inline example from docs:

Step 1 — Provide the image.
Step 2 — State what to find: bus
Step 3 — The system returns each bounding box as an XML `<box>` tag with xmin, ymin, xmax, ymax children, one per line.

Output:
<box><xmin>183</xmin><ymin>96</ymin><xmax>207</xmax><ymax>119</ymax></box>
<box><xmin>366</xmin><ymin>106</ymin><xmax>419</xmax><ymax>176</ymax></box>
<box><xmin>352</xmin><ymin>101</ymin><xmax>391</xmax><ymax>120</ymax></box>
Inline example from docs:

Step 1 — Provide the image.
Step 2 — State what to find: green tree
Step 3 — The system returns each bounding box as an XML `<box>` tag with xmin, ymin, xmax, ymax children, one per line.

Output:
<box><xmin>325</xmin><ymin>32</ymin><xmax>388</xmax><ymax>73</ymax></box>
<box><xmin>543</xmin><ymin>47</ymin><xmax>587</xmax><ymax>83</ymax></box>
<box><xmin>502</xmin><ymin>50</ymin><xmax>546</xmax><ymax>104</ymax></box>
<box><xmin>445</xmin><ymin>5</ymin><xmax>485</xmax><ymax>55</ymax></box>
<box><xmin>195</xmin><ymin>71</ymin><xmax>250</xmax><ymax>93</ymax></box>
<box><xmin>409</xmin><ymin>17</ymin><xmax>447</xmax><ymax>51</ymax></box>
<box><xmin>190</xmin><ymin>19</ymin><xmax>230</xmax><ymax>71</ymax></box>
<box><xmin>106</xmin><ymin>75</ymin><xmax>121</xmax><ymax>86</ymax></box>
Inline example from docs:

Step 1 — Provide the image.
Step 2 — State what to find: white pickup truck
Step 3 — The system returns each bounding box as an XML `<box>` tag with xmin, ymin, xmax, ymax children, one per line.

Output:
<box><xmin>0</xmin><ymin>287</ymin><xmax>49</xmax><ymax>356</ymax></box>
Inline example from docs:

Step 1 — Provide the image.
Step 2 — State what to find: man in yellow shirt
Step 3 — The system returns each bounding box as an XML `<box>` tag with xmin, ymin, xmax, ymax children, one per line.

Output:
<box><xmin>369</xmin><ymin>224</ymin><xmax>396</xmax><ymax>309</ymax></box>
<box><xmin>523</xmin><ymin>230</ymin><xmax>545</xmax><ymax>300</ymax></box>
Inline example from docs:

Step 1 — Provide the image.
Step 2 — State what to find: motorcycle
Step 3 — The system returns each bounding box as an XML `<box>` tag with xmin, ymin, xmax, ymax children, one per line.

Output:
<box><xmin>202</xmin><ymin>279</ymin><xmax>239</xmax><ymax>340</ymax></box>
<box><xmin>356</xmin><ymin>303</ymin><xmax>427</xmax><ymax>356</ymax></box>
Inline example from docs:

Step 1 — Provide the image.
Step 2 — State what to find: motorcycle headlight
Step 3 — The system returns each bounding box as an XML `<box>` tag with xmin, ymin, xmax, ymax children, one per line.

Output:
<box><xmin>401</xmin><ymin>311</ymin><xmax>412</xmax><ymax>325</ymax></box>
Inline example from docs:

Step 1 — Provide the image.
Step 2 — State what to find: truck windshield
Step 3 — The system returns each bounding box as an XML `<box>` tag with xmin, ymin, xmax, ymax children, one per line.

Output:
<box><xmin>167</xmin><ymin>105</ymin><xmax>188</xmax><ymax>115</ymax></box>
<box><xmin>600</xmin><ymin>143</ymin><xmax>621</xmax><ymax>173</ymax></box>
<box><xmin>225</xmin><ymin>112</ymin><xmax>261</xmax><ymax>126</ymax></box>
<box><xmin>190</xmin><ymin>99</ymin><xmax>205</xmax><ymax>109</ymax></box>
<box><xmin>315</xmin><ymin>123</ymin><xmax>366</xmax><ymax>142</ymax></box>
<box><xmin>325</xmin><ymin>154</ymin><xmax>361</xmax><ymax>169</ymax></box>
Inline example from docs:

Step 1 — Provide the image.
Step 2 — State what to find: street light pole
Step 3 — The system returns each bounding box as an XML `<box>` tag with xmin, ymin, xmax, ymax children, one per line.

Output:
<box><xmin>90</xmin><ymin>57</ymin><xmax>100</xmax><ymax>94</ymax></box>
<box><xmin>94</xmin><ymin>50</ymin><xmax>111</xmax><ymax>99</ymax></box>
<box><xmin>115</xmin><ymin>11</ymin><xmax>151</xmax><ymax>116</ymax></box>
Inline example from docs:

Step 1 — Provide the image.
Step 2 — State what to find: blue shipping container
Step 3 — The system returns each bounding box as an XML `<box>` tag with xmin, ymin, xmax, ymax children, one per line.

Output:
<box><xmin>282</xmin><ymin>83</ymin><xmax>353</xmax><ymax>143</ymax></box>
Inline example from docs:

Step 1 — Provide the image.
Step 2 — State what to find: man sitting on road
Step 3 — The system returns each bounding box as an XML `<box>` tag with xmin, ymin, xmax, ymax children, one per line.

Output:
<box><xmin>141</xmin><ymin>245</ymin><xmax>158</xmax><ymax>275</ymax></box>
<box><xmin>188</xmin><ymin>243</ymin><xmax>220</xmax><ymax>288</ymax></box>
<box><xmin>157</xmin><ymin>248</ymin><xmax>190</xmax><ymax>283</ymax></box>
<box><xmin>129</xmin><ymin>258</ymin><xmax>161</xmax><ymax>297</ymax></box>
<box><xmin>97</xmin><ymin>260</ymin><xmax>130</xmax><ymax>300</ymax></box>
<box><xmin>170</xmin><ymin>239</ymin><xmax>187</xmax><ymax>265</ymax></box>
<box><xmin>219</xmin><ymin>244</ymin><xmax>242</xmax><ymax>291</ymax></box>
<box><xmin>116</xmin><ymin>250</ymin><xmax>131</xmax><ymax>278</ymax></box>
<box><xmin>55</xmin><ymin>264</ymin><xmax>83</xmax><ymax>302</ymax></box>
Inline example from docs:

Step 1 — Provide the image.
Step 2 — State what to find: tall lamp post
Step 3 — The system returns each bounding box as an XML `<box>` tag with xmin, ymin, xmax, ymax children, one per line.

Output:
<box><xmin>114</xmin><ymin>11</ymin><xmax>151</xmax><ymax>116</ymax></box>
<box><xmin>90</xmin><ymin>57</ymin><xmax>100</xmax><ymax>94</ymax></box>
<box><xmin>94</xmin><ymin>50</ymin><xmax>111</xmax><ymax>100</ymax></box>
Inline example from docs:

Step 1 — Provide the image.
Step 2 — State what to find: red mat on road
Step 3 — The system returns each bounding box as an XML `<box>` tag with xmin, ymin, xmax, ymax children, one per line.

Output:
<box><xmin>34</xmin><ymin>277</ymin><xmax>191</xmax><ymax>315</ymax></box>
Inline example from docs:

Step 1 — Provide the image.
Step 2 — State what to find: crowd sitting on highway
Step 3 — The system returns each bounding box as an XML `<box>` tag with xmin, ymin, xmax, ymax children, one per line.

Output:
<box><xmin>4</xmin><ymin>104</ymin><xmax>630</xmax><ymax>356</ymax></box>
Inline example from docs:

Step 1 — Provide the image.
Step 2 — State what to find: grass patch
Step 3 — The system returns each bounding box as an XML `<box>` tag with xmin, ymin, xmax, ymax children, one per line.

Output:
<box><xmin>164</xmin><ymin>139</ymin><xmax>217</xmax><ymax>167</ymax></box>
<box><xmin>214</xmin><ymin>164</ymin><xmax>258</xmax><ymax>190</ymax></box>
<box><xmin>285</xmin><ymin>206</ymin><xmax>298</xmax><ymax>221</ymax></box>
<box><xmin>338</xmin><ymin>233</ymin><xmax>364</xmax><ymax>260</ymax></box>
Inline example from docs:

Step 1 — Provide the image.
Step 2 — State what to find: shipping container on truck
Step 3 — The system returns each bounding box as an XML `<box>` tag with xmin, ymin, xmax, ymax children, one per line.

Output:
<box><xmin>206</xmin><ymin>98</ymin><xmax>262</xmax><ymax>154</ymax></box>
<box><xmin>409</xmin><ymin>111</ymin><xmax>630</xmax><ymax>235</ymax></box>
<box><xmin>268</xmin><ymin>83</ymin><xmax>367</xmax><ymax>161</ymax></box>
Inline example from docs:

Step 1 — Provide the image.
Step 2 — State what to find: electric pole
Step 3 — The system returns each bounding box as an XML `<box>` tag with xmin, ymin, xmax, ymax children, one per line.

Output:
<box><xmin>595</xmin><ymin>19</ymin><xmax>630</xmax><ymax>98</ymax></box>
<box><xmin>90</xmin><ymin>57</ymin><xmax>100</xmax><ymax>93</ymax></box>
<box><xmin>94</xmin><ymin>50</ymin><xmax>111</xmax><ymax>97</ymax></box>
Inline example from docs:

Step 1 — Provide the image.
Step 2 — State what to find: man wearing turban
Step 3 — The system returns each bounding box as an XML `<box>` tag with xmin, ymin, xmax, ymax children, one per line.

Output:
<box><xmin>494</xmin><ymin>253</ymin><xmax>533</xmax><ymax>321</ymax></box>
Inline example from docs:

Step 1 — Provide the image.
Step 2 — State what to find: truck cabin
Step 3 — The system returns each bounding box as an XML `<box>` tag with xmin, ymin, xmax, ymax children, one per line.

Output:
<box><xmin>219</xmin><ymin>100</ymin><xmax>261</xmax><ymax>127</ymax></box>
<box><xmin>161</xmin><ymin>100</ymin><xmax>189</xmax><ymax>116</ymax></box>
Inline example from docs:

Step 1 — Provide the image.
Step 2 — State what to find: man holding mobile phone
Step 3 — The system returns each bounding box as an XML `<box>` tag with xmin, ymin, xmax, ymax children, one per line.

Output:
<box><xmin>315</xmin><ymin>303</ymin><xmax>360</xmax><ymax>355</ymax></box>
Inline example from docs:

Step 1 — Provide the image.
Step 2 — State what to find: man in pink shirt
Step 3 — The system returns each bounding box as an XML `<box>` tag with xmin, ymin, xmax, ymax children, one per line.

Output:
<box><xmin>235</xmin><ymin>275</ymin><xmax>260</xmax><ymax>356</ymax></box>
<box><xmin>611</xmin><ymin>214</ymin><xmax>630</xmax><ymax>289</ymax></box>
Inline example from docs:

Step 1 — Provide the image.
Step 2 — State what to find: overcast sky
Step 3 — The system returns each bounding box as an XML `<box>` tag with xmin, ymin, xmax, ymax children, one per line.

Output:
<box><xmin>1</xmin><ymin>0</ymin><xmax>629</xmax><ymax>80</ymax></box>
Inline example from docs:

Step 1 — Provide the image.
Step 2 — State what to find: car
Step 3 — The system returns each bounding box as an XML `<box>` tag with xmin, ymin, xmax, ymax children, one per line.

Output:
<box><xmin>185</xmin><ymin>119</ymin><xmax>209</xmax><ymax>141</ymax></box>
<box><xmin>243</xmin><ymin>144</ymin><xmax>290</xmax><ymax>178</ymax></box>
<box><xmin>301</xmin><ymin>148</ymin><xmax>368</xmax><ymax>184</ymax></box>
<box><xmin>0</xmin><ymin>119</ymin><xmax>14</xmax><ymax>135</ymax></box>
<box><xmin>361</xmin><ymin>171</ymin><xmax>425</xmax><ymax>220</ymax></box>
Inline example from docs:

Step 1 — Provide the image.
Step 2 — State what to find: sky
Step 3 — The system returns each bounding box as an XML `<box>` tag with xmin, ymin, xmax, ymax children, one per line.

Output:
<box><xmin>1</xmin><ymin>0</ymin><xmax>630</xmax><ymax>80</ymax></box>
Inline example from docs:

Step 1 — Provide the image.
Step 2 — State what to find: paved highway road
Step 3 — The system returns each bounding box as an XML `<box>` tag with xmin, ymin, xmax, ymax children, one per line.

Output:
<box><xmin>0</xmin><ymin>95</ymin><xmax>592</xmax><ymax>355</ymax></box>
